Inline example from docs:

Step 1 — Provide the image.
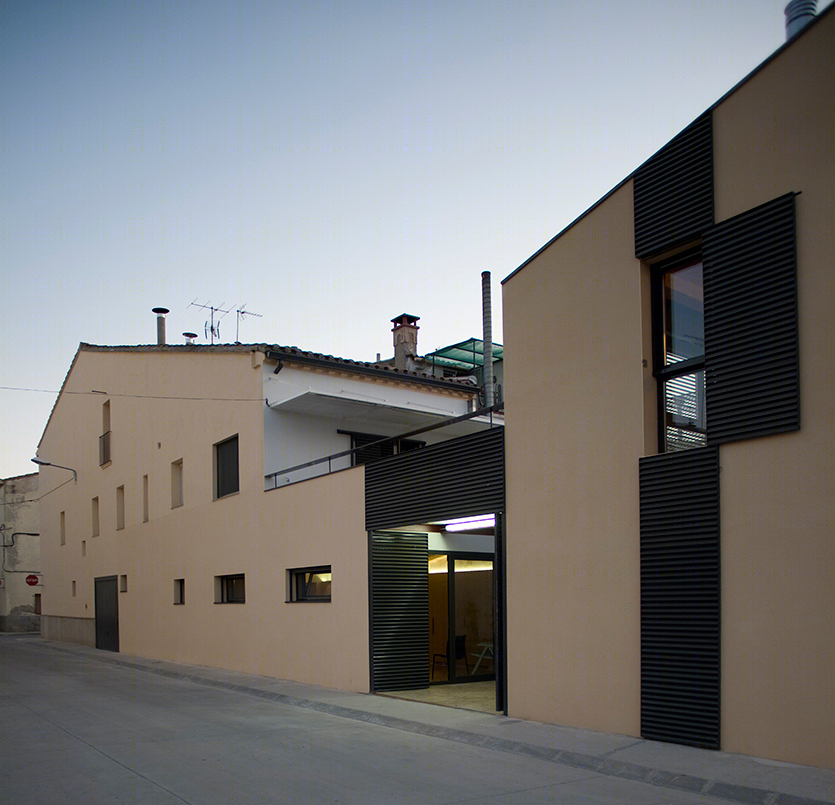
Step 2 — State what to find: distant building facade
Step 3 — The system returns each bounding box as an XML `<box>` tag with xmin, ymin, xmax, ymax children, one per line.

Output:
<box><xmin>1</xmin><ymin>473</ymin><xmax>41</xmax><ymax>632</ymax></box>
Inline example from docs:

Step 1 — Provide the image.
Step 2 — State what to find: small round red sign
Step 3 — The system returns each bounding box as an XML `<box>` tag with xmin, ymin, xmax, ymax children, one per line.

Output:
<box><xmin>26</xmin><ymin>574</ymin><xmax>39</xmax><ymax>586</ymax></box>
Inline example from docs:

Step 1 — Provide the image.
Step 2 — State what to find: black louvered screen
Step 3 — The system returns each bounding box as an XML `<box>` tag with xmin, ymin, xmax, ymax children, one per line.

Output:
<box><xmin>640</xmin><ymin>447</ymin><xmax>720</xmax><ymax>750</ymax></box>
<box><xmin>703</xmin><ymin>193</ymin><xmax>799</xmax><ymax>444</ymax></box>
<box><xmin>634</xmin><ymin>112</ymin><xmax>714</xmax><ymax>259</ymax></box>
<box><xmin>216</xmin><ymin>435</ymin><xmax>239</xmax><ymax>498</ymax></box>
<box><xmin>370</xmin><ymin>531</ymin><xmax>428</xmax><ymax>691</ymax></box>
<box><xmin>365</xmin><ymin>427</ymin><xmax>504</xmax><ymax>531</ymax></box>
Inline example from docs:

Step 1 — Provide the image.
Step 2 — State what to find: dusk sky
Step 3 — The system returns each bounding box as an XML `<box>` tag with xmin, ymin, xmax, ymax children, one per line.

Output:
<box><xmin>1</xmin><ymin>0</ymin><xmax>823</xmax><ymax>479</ymax></box>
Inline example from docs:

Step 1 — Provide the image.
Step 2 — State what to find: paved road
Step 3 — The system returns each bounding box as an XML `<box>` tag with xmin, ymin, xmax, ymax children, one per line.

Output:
<box><xmin>1</xmin><ymin>635</ymin><xmax>833</xmax><ymax>805</ymax></box>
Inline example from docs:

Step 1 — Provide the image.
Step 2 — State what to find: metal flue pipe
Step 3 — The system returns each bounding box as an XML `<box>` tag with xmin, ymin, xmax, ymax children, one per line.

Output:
<box><xmin>482</xmin><ymin>271</ymin><xmax>494</xmax><ymax>407</ymax></box>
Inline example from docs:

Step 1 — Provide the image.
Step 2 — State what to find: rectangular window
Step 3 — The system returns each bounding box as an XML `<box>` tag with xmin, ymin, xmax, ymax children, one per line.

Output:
<box><xmin>60</xmin><ymin>511</ymin><xmax>66</xmax><ymax>546</ymax></box>
<box><xmin>82</xmin><ymin>539</ymin><xmax>86</xmax><ymax>557</ymax></box>
<box><xmin>174</xmin><ymin>578</ymin><xmax>185</xmax><ymax>605</ymax></box>
<box><xmin>143</xmin><ymin>475</ymin><xmax>149</xmax><ymax>522</ymax></box>
<box><xmin>339</xmin><ymin>430</ymin><xmax>425</xmax><ymax>467</ymax></box>
<box><xmin>288</xmin><ymin>566</ymin><xmax>332</xmax><ymax>602</ymax></box>
<box><xmin>119</xmin><ymin>574</ymin><xmax>128</xmax><ymax>593</ymax></box>
<box><xmin>171</xmin><ymin>460</ymin><xmax>183</xmax><ymax>508</ymax></box>
<box><xmin>92</xmin><ymin>497</ymin><xmax>99</xmax><ymax>537</ymax></box>
<box><xmin>71</xmin><ymin>580</ymin><xmax>76</xmax><ymax>597</ymax></box>
<box><xmin>653</xmin><ymin>257</ymin><xmax>706</xmax><ymax>452</ymax></box>
<box><xmin>116</xmin><ymin>485</ymin><xmax>125</xmax><ymax>530</ymax></box>
<box><xmin>100</xmin><ymin>400</ymin><xmax>111</xmax><ymax>465</ymax></box>
<box><xmin>215</xmin><ymin>573</ymin><xmax>245</xmax><ymax>603</ymax></box>
<box><xmin>215</xmin><ymin>436</ymin><xmax>239</xmax><ymax>499</ymax></box>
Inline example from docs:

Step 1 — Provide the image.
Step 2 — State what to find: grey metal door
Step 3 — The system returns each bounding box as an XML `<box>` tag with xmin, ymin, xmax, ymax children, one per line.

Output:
<box><xmin>94</xmin><ymin>576</ymin><xmax>119</xmax><ymax>652</ymax></box>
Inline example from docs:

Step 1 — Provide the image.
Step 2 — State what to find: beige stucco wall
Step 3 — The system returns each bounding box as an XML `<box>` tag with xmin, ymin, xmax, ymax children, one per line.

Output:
<box><xmin>711</xmin><ymin>12</ymin><xmax>835</xmax><ymax>768</ymax></box>
<box><xmin>503</xmin><ymin>182</ymin><xmax>644</xmax><ymax>737</ymax></box>
<box><xmin>502</xmin><ymin>12</ymin><xmax>834</xmax><ymax>767</ymax></box>
<box><xmin>38</xmin><ymin>347</ymin><xmax>371</xmax><ymax>693</ymax></box>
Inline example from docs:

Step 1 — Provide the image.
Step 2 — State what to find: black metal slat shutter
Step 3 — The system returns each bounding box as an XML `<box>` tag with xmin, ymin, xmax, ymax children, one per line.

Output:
<box><xmin>639</xmin><ymin>447</ymin><xmax>720</xmax><ymax>750</ymax></box>
<box><xmin>703</xmin><ymin>193</ymin><xmax>799</xmax><ymax>444</ymax></box>
<box><xmin>94</xmin><ymin>576</ymin><xmax>120</xmax><ymax>652</ymax></box>
<box><xmin>634</xmin><ymin>111</ymin><xmax>714</xmax><ymax>260</ymax></box>
<box><xmin>216</xmin><ymin>435</ymin><xmax>239</xmax><ymax>497</ymax></box>
<box><xmin>370</xmin><ymin>531</ymin><xmax>428</xmax><ymax>691</ymax></box>
<box><xmin>365</xmin><ymin>428</ymin><xmax>504</xmax><ymax>531</ymax></box>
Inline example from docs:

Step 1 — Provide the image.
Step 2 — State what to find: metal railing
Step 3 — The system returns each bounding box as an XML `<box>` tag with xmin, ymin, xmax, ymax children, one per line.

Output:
<box><xmin>265</xmin><ymin>402</ymin><xmax>503</xmax><ymax>491</ymax></box>
<box><xmin>99</xmin><ymin>431</ymin><xmax>111</xmax><ymax>465</ymax></box>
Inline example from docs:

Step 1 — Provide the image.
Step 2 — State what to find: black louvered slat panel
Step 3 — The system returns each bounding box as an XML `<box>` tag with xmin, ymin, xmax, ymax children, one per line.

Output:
<box><xmin>365</xmin><ymin>428</ymin><xmax>505</xmax><ymax>531</ymax></box>
<box><xmin>634</xmin><ymin>112</ymin><xmax>714</xmax><ymax>259</ymax></box>
<box><xmin>640</xmin><ymin>447</ymin><xmax>720</xmax><ymax>750</ymax></box>
<box><xmin>370</xmin><ymin>531</ymin><xmax>429</xmax><ymax>691</ymax></box>
<box><xmin>703</xmin><ymin>193</ymin><xmax>799</xmax><ymax>445</ymax></box>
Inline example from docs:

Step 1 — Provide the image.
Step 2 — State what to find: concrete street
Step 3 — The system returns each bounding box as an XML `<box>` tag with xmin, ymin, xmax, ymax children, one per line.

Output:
<box><xmin>1</xmin><ymin>634</ymin><xmax>833</xmax><ymax>805</ymax></box>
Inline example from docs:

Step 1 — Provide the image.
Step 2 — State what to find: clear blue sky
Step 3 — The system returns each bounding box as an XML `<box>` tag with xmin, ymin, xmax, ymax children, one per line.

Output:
<box><xmin>0</xmin><ymin>0</ymin><xmax>823</xmax><ymax>479</ymax></box>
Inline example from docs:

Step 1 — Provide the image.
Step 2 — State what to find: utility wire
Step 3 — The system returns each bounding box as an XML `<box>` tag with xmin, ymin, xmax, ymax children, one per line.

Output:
<box><xmin>0</xmin><ymin>386</ymin><xmax>265</xmax><ymax>402</ymax></box>
<box><xmin>0</xmin><ymin>477</ymin><xmax>74</xmax><ymax>507</ymax></box>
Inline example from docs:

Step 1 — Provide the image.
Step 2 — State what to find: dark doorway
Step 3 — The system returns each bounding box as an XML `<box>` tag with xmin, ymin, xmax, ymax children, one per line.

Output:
<box><xmin>94</xmin><ymin>576</ymin><xmax>119</xmax><ymax>652</ymax></box>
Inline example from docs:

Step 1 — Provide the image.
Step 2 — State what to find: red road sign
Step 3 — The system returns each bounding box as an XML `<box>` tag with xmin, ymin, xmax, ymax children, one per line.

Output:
<box><xmin>26</xmin><ymin>574</ymin><xmax>38</xmax><ymax>586</ymax></box>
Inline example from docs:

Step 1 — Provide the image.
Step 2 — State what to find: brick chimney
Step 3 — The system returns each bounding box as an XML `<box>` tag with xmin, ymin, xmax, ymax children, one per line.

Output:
<box><xmin>391</xmin><ymin>314</ymin><xmax>419</xmax><ymax>371</ymax></box>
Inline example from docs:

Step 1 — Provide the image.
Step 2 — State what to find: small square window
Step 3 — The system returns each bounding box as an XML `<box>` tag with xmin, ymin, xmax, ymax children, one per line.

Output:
<box><xmin>214</xmin><ymin>436</ymin><xmax>239</xmax><ymax>499</ymax></box>
<box><xmin>174</xmin><ymin>578</ymin><xmax>185</xmax><ymax>605</ymax></box>
<box><xmin>288</xmin><ymin>566</ymin><xmax>332</xmax><ymax>602</ymax></box>
<box><xmin>215</xmin><ymin>573</ymin><xmax>245</xmax><ymax>603</ymax></box>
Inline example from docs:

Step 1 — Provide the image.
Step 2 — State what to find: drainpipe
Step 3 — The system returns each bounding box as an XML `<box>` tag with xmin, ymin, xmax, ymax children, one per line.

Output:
<box><xmin>482</xmin><ymin>272</ymin><xmax>493</xmax><ymax>407</ymax></box>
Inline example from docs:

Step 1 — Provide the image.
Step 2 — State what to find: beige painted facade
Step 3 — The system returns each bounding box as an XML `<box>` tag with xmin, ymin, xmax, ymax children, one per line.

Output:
<box><xmin>502</xmin><ymin>10</ymin><xmax>834</xmax><ymax>768</ymax></box>
<box><xmin>38</xmin><ymin>344</ymin><xmax>480</xmax><ymax>693</ymax></box>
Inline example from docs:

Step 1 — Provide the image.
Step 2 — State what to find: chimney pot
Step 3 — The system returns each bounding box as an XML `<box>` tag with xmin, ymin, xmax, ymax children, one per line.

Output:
<box><xmin>391</xmin><ymin>314</ymin><xmax>420</xmax><ymax>371</ymax></box>
<box><xmin>785</xmin><ymin>0</ymin><xmax>816</xmax><ymax>39</ymax></box>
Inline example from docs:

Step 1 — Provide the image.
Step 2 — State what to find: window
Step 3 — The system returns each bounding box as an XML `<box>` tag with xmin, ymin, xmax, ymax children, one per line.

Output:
<box><xmin>143</xmin><ymin>475</ymin><xmax>149</xmax><ymax>522</ymax></box>
<box><xmin>100</xmin><ymin>400</ymin><xmax>111</xmax><ymax>465</ymax></box>
<box><xmin>288</xmin><ymin>566</ymin><xmax>332</xmax><ymax>602</ymax></box>
<box><xmin>92</xmin><ymin>497</ymin><xmax>99</xmax><ymax>536</ymax></box>
<box><xmin>215</xmin><ymin>574</ymin><xmax>245</xmax><ymax>603</ymax></box>
<box><xmin>339</xmin><ymin>430</ymin><xmax>424</xmax><ymax>467</ymax></box>
<box><xmin>119</xmin><ymin>574</ymin><xmax>128</xmax><ymax>593</ymax></box>
<box><xmin>653</xmin><ymin>256</ymin><xmax>706</xmax><ymax>452</ymax></box>
<box><xmin>60</xmin><ymin>511</ymin><xmax>66</xmax><ymax>546</ymax></box>
<box><xmin>71</xmin><ymin>580</ymin><xmax>76</xmax><ymax>597</ymax></box>
<box><xmin>116</xmin><ymin>485</ymin><xmax>125</xmax><ymax>530</ymax></box>
<box><xmin>174</xmin><ymin>578</ymin><xmax>185</xmax><ymax>605</ymax></box>
<box><xmin>82</xmin><ymin>540</ymin><xmax>86</xmax><ymax>557</ymax></box>
<box><xmin>214</xmin><ymin>436</ymin><xmax>239</xmax><ymax>499</ymax></box>
<box><xmin>171</xmin><ymin>460</ymin><xmax>183</xmax><ymax>508</ymax></box>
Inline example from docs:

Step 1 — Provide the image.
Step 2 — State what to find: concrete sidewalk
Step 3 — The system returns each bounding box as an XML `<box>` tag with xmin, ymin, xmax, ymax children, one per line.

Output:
<box><xmin>2</xmin><ymin>634</ymin><xmax>832</xmax><ymax>804</ymax></box>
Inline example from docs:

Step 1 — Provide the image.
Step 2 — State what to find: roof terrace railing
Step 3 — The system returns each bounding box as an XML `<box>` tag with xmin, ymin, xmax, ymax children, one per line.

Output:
<box><xmin>264</xmin><ymin>402</ymin><xmax>503</xmax><ymax>491</ymax></box>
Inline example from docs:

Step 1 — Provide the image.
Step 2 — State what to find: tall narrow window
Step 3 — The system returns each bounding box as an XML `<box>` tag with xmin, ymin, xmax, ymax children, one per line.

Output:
<box><xmin>214</xmin><ymin>436</ymin><xmax>239</xmax><ymax>499</ymax></box>
<box><xmin>174</xmin><ymin>578</ymin><xmax>185</xmax><ymax>605</ymax></box>
<box><xmin>82</xmin><ymin>540</ymin><xmax>86</xmax><ymax>557</ymax></box>
<box><xmin>116</xmin><ymin>485</ymin><xmax>125</xmax><ymax>530</ymax></box>
<box><xmin>171</xmin><ymin>460</ymin><xmax>183</xmax><ymax>508</ymax></box>
<box><xmin>91</xmin><ymin>497</ymin><xmax>99</xmax><ymax>537</ymax></box>
<box><xmin>143</xmin><ymin>475</ymin><xmax>149</xmax><ymax>522</ymax></box>
<box><xmin>100</xmin><ymin>400</ymin><xmax>111</xmax><ymax>465</ymax></box>
<box><xmin>653</xmin><ymin>258</ymin><xmax>706</xmax><ymax>452</ymax></box>
<box><xmin>60</xmin><ymin>511</ymin><xmax>66</xmax><ymax>546</ymax></box>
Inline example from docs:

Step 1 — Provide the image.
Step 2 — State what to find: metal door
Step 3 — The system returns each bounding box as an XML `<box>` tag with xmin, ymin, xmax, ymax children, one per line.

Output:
<box><xmin>94</xmin><ymin>576</ymin><xmax>119</xmax><ymax>652</ymax></box>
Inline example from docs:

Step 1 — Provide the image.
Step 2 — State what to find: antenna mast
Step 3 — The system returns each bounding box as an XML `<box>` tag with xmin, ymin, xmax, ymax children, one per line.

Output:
<box><xmin>188</xmin><ymin>300</ymin><xmax>232</xmax><ymax>345</ymax></box>
<box><xmin>235</xmin><ymin>305</ymin><xmax>263</xmax><ymax>343</ymax></box>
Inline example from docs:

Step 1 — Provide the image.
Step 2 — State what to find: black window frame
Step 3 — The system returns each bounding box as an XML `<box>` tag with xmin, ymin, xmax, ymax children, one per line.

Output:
<box><xmin>287</xmin><ymin>565</ymin><xmax>332</xmax><ymax>603</ymax></box>
<box><xmin>338</xmin><ymin>430</ymin><xmax>425</xmax><ymax>467</ymax></box>
<box><xmin>216</xmin><ymin>573</ymin><xmax>245</xmax><ymax>604</ymax></box>
<box><xmin>651</xmin><ymin>250</ymin><xmax>706</xmax><ymax>453</ymax></box>
<box><xmin>214</xmin><ymin>435</ymin><xmax>239</xmax><ymax>499</ymax></box>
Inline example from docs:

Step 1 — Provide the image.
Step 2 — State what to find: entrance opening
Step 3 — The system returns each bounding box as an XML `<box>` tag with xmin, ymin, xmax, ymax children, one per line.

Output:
<box><xmin>371</xmin><ymin>513</ymin><xmax>500</xmax><ymax>714</ymax></box>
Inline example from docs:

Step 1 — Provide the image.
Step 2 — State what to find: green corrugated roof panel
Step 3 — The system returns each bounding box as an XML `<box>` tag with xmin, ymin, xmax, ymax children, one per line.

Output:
<box><xmin>422</xmin><ymin>338</ymin><xmax>503</xmax><ymax>370</ymax></box>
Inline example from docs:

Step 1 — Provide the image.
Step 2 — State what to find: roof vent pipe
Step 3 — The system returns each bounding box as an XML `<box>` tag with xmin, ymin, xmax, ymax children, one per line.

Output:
<box><xmin>481</xmin><ymin>271</ymin><xmax>493</xmax><ymax>407</ymax></box>
<box><xmin>785</xmin><ymin>0</ymin><xmax>816</xmax><ymax>39</ymax></box>
<box><xmin>183</xmin><ymin>331</ymin><xmax>197</xmax><ymax>345</ymax></box>
<box><xmin>152</xmin><ymin>307</ymin><xmax>169</xmax><ymax>345</ymax></box>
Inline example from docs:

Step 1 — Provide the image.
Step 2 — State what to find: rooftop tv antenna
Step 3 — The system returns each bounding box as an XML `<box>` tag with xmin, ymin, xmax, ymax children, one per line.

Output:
<box><xmin>188</xmin><ymin>300</ymin><xmax>232</xmax><ymax>345</ymax></box>
<box><xmin>235</xmin><ymin>305</ymin><xmax>263</xmax><ymax>343</ymax></box>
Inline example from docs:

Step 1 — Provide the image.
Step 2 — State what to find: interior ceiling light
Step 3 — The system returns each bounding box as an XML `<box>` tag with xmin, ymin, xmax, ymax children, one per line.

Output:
<box><xmin>443</xmin><ymin>515</ymin><xmax>495</xmax><ymax>532</ymax></box>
